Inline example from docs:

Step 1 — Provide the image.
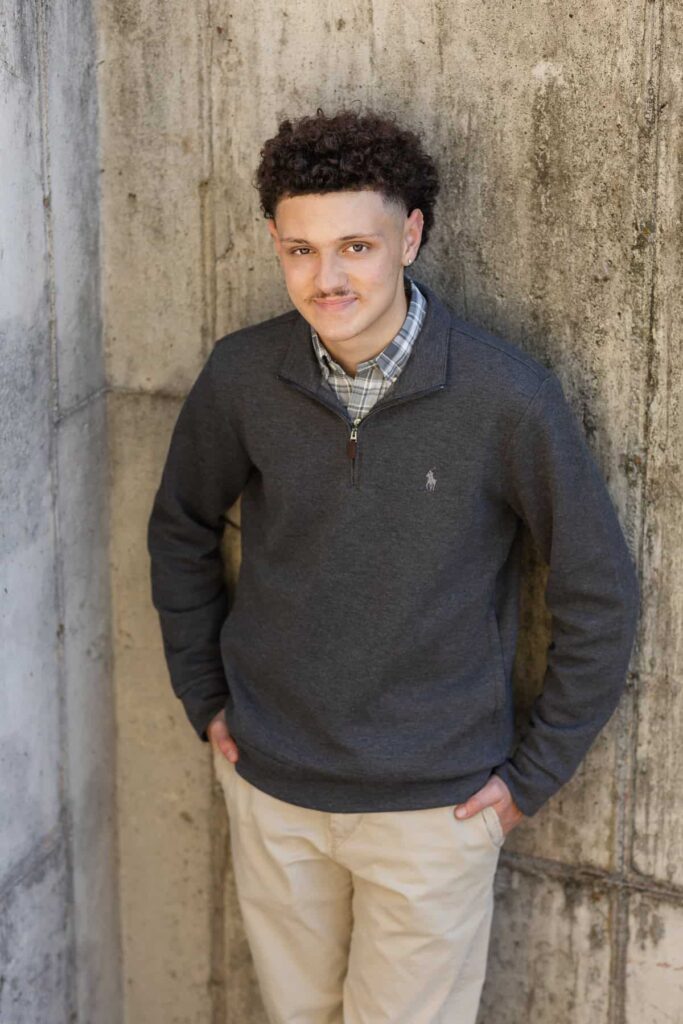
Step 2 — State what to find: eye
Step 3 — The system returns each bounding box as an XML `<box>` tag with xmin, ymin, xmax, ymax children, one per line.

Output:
<box><xmin>348</xmin><ymin>242</ymin><xmax>369</xmax><ymax>253</ymax></box>
<box><xmin>289</xmin><ymin>247</ymin><xmax>312</xmax><ymax>256</ymax></box>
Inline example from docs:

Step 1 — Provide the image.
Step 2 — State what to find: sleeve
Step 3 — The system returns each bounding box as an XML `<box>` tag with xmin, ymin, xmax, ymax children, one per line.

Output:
<box><xmin>146</xmin><ymin>343</ymin><xmax>253</xmax><ymax>743</ymax></box>
<box><xmin>492</xmin><ymin>372</ymin><xmax>640</xmax><ymax>816</ymax></box>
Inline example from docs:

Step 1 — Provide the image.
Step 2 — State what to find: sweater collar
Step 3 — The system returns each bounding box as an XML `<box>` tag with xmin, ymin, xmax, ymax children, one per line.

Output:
<box><xmin>277</xmin><ymin>276</ymin><xmax>450</xmax><ymax>405</ymax></box>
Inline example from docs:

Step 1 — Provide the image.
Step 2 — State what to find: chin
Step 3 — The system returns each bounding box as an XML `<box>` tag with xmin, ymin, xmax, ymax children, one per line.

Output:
<box><xmin>314</xmin><ymin>320</ymin><xmax>365</xmax><ymax>343</ymax></box>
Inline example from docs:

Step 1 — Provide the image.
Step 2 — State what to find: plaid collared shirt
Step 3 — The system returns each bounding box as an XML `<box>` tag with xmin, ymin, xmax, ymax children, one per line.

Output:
<box><xmin>309</xmin><ymin>276</ymin><xmax>427</xmax><ymax>423</ymax></box>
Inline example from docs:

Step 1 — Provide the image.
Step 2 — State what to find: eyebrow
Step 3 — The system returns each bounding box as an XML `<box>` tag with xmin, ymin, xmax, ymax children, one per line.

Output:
<box><xmin>280</xmin><ymin>232</ymin><xmax>383</xmax><ymax>244</ymax></box>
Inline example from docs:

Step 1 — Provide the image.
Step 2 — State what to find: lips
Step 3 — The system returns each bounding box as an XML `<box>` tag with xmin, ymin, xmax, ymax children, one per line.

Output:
<box><xmin>314</xmin><ymin>297</ymin><xmax>357</xmax><ymax>311</ymax></box>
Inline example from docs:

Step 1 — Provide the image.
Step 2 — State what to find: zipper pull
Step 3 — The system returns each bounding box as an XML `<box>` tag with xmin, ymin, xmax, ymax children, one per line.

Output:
<box><xmin>346</xmin><ymin>417</ymin><xmax>361</xmax><ymax>459</ymax></box>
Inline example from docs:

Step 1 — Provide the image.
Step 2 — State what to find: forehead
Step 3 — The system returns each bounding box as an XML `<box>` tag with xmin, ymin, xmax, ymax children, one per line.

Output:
<box><xmin>274</xmin><ymin>189</ymin><xmax>404</xmax><ymax>242</ymax></box>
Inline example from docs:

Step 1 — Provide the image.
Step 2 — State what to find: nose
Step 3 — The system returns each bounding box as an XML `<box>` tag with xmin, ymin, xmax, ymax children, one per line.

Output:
<box><xmin>313</xmin><ymin>251</ymin><xmax>349</xmax><ymax>297</ymax></box>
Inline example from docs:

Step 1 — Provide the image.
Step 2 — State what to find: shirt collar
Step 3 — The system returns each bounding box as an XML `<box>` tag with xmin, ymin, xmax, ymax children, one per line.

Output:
<box><xmin>310</xmin><ymin>276</ymin><xmax>427</xmax><ymax>382</ymax></box>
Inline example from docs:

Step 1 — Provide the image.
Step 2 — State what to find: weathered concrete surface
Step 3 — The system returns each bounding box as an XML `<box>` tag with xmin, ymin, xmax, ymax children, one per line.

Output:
<box><xmin>631</xmin><ymin>5</ymin><xmax>683</xmax><ymax>892</ymax></box>
<box><xmin>107</xmin><ymin>391</ymin><xmax>250</xmax><ymax>1023</ymax></box>
<box><xmin>98</xmin><ymin>0</ymin><xmax>215</xmax><ymax>395</ymax></box>
<box><xmin>484</xmin><ymin>863</ymin><xmax>615</xmax><ymax>1023</ymax></box>
<box><xmin>0</xmin><ymin>1</ymin><xmax>119</xmax><ymax>1022</ymax></box>
<box><xmin>108</xmin><ymin>392</ymin><xmax>215</xmax><ymax>1023</ymax></box>
<box><xmin>96</xmin><ymin>0</ymin><xmax>682</xmax><ymax>1021</ymax></box>
<box><xmin>58</xmin><ymin>395</ymin><xmax>119</xmax><ymax>1022</ymax></box>
<box><xmin>625</xmin><ymin>891</ymin><xmax>683</xmax><ymax>1022</ymax></box>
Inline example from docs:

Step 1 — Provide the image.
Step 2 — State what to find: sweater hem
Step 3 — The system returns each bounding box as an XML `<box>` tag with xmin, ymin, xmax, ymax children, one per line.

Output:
<box><xmin>231</xmin><ymin>737</ymin><xmax>497</xmax><ymax>813</ymax></box>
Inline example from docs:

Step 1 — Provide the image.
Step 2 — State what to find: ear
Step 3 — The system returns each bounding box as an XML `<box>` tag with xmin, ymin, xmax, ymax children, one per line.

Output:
<box><xmin>404</xmin><ymin>207</ymin><xmax>424</xmax><ymax>261</ymax></box>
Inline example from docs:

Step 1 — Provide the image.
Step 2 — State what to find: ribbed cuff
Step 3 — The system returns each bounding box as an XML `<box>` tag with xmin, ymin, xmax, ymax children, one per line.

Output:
<box><xmin>492</xmin><ymin>749</ymin><xmax>566</xmax><ymax>817</ymax></box>
<box><xmin>178</xmin><ymin>679</ymin><xmax>230</xmax><ymax>744</ymax></box>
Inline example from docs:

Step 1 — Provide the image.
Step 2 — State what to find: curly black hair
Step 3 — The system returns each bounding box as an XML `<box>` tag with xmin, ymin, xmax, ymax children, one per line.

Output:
<box><xmin>253</xmin><ymin>105</ymin><xmax>440</xmax><ymax>255</ymax></box>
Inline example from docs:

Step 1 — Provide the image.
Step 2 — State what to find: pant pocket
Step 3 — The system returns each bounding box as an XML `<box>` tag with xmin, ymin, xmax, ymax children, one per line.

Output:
<box><xmin>480</xmin><ymin>805</ymin><xmax>505</xmax><ymax>849</ymax></box>
<box><xmin>212</xmin><ymin>745</ymin><xmax>236</xmax><ymax>794</ymax></box>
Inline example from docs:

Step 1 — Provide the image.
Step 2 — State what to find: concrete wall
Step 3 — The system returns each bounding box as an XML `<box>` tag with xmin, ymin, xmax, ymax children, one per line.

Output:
<box><xmin>0</xmin><ymin>1</ymin><xmax>120</xmax><ymax>1022</ymax></box>
<box><xmin>2</xmin><ymin>0</ymin><xmax>674</xmax><ymax>1020</ymax></box>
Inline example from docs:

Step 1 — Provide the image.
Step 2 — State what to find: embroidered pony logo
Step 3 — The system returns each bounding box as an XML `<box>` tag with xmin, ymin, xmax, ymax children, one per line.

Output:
<box><xmin>425</xmin><ymin>468</ymin><xmax>437</xmax><ymax>492</ymax></box>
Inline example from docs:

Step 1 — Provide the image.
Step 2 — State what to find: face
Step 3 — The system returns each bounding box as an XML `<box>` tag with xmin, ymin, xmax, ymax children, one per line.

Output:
<box><xmin>266</xmin><ymin>189</ymin><xmax>423</xmax><ymax>354</ymax></box>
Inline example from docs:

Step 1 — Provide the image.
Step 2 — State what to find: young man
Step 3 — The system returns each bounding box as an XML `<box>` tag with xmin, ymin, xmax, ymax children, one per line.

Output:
<box><xmin>147</xmin><ymin>107</ymin><xmax>640</xmax><ymax>1024</ymax></box>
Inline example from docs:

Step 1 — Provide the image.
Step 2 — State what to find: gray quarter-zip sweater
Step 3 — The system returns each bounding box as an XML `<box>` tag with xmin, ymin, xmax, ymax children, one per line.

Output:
<box><xmin>146</xmin><ymin>277</ymin><xmax>640</xmax><ymax>817</ymax></box>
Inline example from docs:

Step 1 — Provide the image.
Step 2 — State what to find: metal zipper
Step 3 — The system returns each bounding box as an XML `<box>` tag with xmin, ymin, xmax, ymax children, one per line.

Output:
<box><xmin>277</xmin><ymin>375</ymin><xmax>446</xmax><ymax>488</ymax></box>
<box><xmin>346</xmin><ymin>417</ymin><xmax>362</xmax><ymax>486</ymax></box>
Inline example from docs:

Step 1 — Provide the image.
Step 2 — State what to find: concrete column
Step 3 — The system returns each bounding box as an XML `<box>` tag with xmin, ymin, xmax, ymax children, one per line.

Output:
<box><xmin>0</xmin><ymin>0</ymin><xmax>119</xmax><ymax>1022</ymax></box>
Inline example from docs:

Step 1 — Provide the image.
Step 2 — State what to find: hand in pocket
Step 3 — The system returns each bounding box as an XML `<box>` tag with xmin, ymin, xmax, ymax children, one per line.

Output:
<box><xmin>207</xmin><ymin>707</ymin><xmax>240</xmax><ymax>763</ymax></box>
<box><xmin>453</xmin><ymin>772</ymin><xmax>525</xmax><ymax>838</ymax></box>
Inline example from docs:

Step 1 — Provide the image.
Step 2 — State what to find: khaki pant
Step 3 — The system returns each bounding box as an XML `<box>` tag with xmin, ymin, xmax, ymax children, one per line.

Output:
<box><xmin>213</xmin><ymin>746</ymin><xmax>504</xmax><ymax>1024</ymax></box>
